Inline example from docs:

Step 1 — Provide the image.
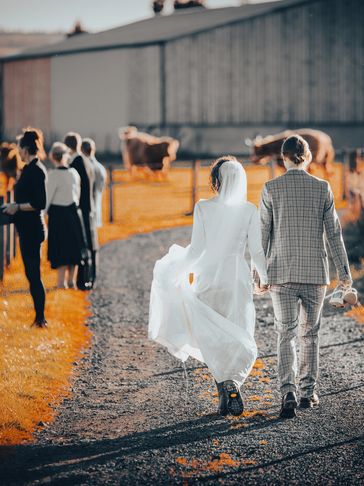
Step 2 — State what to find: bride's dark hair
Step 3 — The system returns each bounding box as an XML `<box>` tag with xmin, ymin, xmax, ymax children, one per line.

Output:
<box><xmin>210</xmin><ymin>155</ymin><xmax>237</xmax><ymax>193</ymax></box>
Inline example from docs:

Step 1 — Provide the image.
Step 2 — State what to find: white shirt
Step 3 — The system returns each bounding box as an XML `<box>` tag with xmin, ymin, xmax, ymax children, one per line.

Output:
<box><xmin>46</xmin><ymin>167</ymin><xmax>81</xmax><ymax>212</ymax></box>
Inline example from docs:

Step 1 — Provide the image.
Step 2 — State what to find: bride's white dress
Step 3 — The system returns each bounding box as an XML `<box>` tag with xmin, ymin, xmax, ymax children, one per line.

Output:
<box><xmin>148</xmin><ymin>161</ymin><xmax>268</xmax><ymax>385</ymax></box>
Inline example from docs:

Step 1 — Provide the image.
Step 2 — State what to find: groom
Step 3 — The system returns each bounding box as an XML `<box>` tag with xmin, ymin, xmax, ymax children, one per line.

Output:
<box><xmin>258</xmin><ymin>135</ymin><xmax>352</xmax><ymax>418</ymax></box>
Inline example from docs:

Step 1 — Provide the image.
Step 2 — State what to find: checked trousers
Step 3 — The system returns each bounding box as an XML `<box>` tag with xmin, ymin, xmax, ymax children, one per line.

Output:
<box><xmin>269</xmin><ymin>283</ymin><xmax>327</xmax><ymax>398</ymax></box>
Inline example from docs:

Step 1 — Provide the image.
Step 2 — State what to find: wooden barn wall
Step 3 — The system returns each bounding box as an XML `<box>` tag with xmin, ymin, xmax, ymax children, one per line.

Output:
<box><xmin>51</xmin><ymin>46</ymin><xmax>161</xmax><ymax>152</ymax></box>
<box><xmin>3</xmin><ymin>58</ymin><xmax>51</xmax><ymax>140</ymax></box>
<box><xmin>164</xmin><ymin>0</ymin><xmax>364</xmax><ymax>127</ymax></box>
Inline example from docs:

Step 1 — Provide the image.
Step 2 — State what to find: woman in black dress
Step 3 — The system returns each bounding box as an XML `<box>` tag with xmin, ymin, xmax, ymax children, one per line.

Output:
<box><xmin>3</xmin><ymin>128</ymin><xmax>48</xmax><ymax>328</ymax></box>
<box><xmin>46</xmin><ymin>142</ymin><xmax>84</xmax><ymax>288</ymax></box>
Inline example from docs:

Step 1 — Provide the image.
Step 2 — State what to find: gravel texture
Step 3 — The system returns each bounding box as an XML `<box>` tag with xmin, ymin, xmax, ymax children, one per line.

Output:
<box><xmin>0</xmin><ymin>227</ymin><xmax>363</xmax><ymax>485</ymax></box>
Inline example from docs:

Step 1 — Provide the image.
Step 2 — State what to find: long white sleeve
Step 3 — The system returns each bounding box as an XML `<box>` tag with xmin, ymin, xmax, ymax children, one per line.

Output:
<box><xmin>248</xmin><ymin>206</ymin><xmax>268</xmax><ymax>285</ymax></box>
<box><xmin>189</xmin><ymin>202</ymin><xmax>206</xmax><ymax>259</ymax></box>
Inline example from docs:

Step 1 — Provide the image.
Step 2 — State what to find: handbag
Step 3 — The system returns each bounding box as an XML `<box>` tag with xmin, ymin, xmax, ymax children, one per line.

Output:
<box><xmin>76</xmin><ymin>209</ymin><xmax>93</xmax><ymax>291</ymax></box>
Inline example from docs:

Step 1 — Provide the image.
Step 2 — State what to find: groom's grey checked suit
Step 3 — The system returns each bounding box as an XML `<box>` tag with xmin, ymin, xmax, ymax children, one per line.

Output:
<box><xmin>260</xmin><ymin>169</ymin><xmax>351</xmax><ymax>398</ymax></box>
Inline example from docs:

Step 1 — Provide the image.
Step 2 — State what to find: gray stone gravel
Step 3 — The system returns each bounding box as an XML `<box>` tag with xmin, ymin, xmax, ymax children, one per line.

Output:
<box><xmin>0</xmin><ymin>227</ymin><xmax>363</xmax><ymax>485</ymax></box>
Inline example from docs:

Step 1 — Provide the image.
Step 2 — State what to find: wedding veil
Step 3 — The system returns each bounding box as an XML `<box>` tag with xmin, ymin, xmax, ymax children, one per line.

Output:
<box><xmin>217</xmin><ymin>159</ymin><xmax>247</xmax><ymax>205</ymax></box>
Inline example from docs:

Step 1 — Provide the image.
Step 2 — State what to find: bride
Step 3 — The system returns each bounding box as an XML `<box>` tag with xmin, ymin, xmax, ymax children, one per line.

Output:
<box><xmin>148</xmin><ymin>156</ymin><xmax>268</xmax><ymax>416</ymax></box>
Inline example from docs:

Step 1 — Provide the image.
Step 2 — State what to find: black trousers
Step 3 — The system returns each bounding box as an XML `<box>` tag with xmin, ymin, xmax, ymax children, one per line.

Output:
<box><xmin>19</xmin><ymin>236</ymin><xmax>46</xmax><ymax>321</ymax></box>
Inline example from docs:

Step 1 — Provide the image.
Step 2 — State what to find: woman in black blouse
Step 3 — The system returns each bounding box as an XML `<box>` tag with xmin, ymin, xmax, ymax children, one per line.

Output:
<box><xmin>3</xmin><ymin>128</ymin><xmax>48</xmax><ymax>328</ymax></box>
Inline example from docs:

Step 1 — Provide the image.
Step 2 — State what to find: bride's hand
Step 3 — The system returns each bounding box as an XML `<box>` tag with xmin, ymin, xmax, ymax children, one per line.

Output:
<box><xmin>254</xmin><ymin>283</ymin><xmax>269</xmax><ymax>295</ymax></box>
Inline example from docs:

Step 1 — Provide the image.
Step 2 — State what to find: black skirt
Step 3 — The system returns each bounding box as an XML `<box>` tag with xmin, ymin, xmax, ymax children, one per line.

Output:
<box><xmin>47</xmin><ymin>203</ymin><xmax>84</xmax><ymax>269</ymax></box>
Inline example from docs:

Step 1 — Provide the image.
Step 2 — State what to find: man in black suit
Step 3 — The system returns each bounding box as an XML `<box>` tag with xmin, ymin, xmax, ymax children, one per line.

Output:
<box><xmin>64</xmin><ymin>132</ymin><xmax>98</xmax><ymax>288</ymax></box>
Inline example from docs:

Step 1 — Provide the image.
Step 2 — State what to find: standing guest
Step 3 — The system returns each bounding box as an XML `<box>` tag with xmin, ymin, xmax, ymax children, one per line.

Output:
<box><xmin>3</xmin><ymin>128</ymin><xmax>48</xmax><ymax>328</ymax></box>
<box><xmin>46</xmin><ymin>142</ymin><xmax>84</xmax><ymax>288</ymax></box>
<box><xmin>63</xmin><ymin>132</ymin><xmax>98</xmax><ymax>289</ymax></box>
<box><xmin>81</xmin><ymin>138</ymin><xmax>106</xmax><ymax>286</ymax></box>
<box><xmin>81</xmin><ymin>138</ymin><xmax>107</xmax><ymax>228</ymax></box>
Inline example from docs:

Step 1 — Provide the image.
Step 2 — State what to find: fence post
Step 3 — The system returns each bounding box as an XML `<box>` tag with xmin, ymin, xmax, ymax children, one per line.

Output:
<box><xmin>186</xmin><ymin>159</ymin><xmax>200</xmax><ymax>216</ymax></box>
<box><xmin>108</xmin><ymin>165</ymin><xmax>114</xmax><ymax>223</ymax></box>
<box><xmin>269</xmin><ymin>159</ymin><xmax>276</xmax><ymax>179</ymax></box>
<box><xmin>5</xmin><ymin>191</ymin><xmax>14</xmax><ymax>266</ymax></box>
<box><xmin>342</xmin><ymin>149</ymin><xmax>351</xmax><ymax>201</ymax></box>
<box><xmin>0</xmin><ymin>195</ymin><xmax>5</xmax><ymax>281</ymax></box>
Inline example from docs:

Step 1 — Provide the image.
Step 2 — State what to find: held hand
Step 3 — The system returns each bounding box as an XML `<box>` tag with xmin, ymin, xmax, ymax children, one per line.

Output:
<box><xmin>2</xmin><ymin>203</ymin><xmax>19</xmax><ymax>215</ymax></box>
<box><xmin>259</xmin><ymin>283</ymin><xmax>270</xmax><ymax>294</ymax></box>
<box><xmin>254</xmin><ymin>282</ymin><xmax>270</xmax><ymax>295</ymax></box>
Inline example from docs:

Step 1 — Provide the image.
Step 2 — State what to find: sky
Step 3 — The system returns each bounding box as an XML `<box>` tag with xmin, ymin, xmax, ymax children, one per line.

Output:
<box><xmin>0</xmin><ymin>0</ymin><xmax>276</xmax><ymax>33</ymax></box>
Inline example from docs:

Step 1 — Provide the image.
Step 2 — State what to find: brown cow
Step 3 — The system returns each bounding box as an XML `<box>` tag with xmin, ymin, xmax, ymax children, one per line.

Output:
<box><xmin>119</xmin><ymin>126</ymin><xmax>179</xmax><ymax>180</ymax></box>
<box><xmin>246</xmin><ymin>129</ymin><xmax>335</xmax><ymax>177</ymax></box>
<box><xmin>0</xmin><ymin>142</ymin><xmax>23</xmax><ymax>191</ymax></box>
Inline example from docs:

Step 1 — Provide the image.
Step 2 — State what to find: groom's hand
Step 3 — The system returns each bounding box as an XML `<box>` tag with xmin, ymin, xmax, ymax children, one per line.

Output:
<box><xmin>254</xmin><ymin>283</ymin><xmax>270</xmax><ymax>295</ymax></box>
<box><xmin>339</xmin><ymin>278</ymin><xmax>353</xmax><ymax>289</ymax></box>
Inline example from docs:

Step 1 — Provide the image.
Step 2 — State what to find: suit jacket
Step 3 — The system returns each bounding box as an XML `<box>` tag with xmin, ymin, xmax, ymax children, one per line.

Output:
<box><xmin>259</xmin><ymin>169</ymin><xmax>351</xmax><ymax>285</ymax></box>
<box><xmin>70</xmin><ymin>153</ymin><xmax>95</xmax><ymax>216</ymax></box>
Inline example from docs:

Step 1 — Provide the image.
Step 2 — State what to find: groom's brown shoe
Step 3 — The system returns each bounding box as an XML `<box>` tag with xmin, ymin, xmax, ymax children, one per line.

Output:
<box><xmin>279</xmin><ymin>391</ymin><xmax>298</xmax><ymax>419</ymax></box>
<box><xmin>300</xmin><ymin>393</ymin><xmax>319</xmax><ymax>409</ymax></box>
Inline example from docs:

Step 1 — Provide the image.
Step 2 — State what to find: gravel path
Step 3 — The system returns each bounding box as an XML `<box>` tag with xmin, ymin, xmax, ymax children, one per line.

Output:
<box><xmin>1</xmin><ymin>227</ymin><xmax>363</xmax><ymax>485</ymax></box>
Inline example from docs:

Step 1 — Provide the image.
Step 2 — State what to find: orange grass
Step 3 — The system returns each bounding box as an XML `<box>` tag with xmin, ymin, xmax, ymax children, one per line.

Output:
<box><xmin>0</xmin><ymin>163</ymin><xmax>350</xmax><ymax>445</ymax></box>
<box><xmin>0</xmin><ymin>286</ymin><xmax>91</xmax><ymax>444</ymax></box>
<box><xmin>175</xmin><ymin>452</ymin><xmax>241</xmax><ymax>477</ymax></box>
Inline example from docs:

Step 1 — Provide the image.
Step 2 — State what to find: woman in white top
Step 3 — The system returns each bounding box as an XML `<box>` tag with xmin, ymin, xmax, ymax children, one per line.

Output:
<box><xmin>46</xmin><ymin>142</ymin><xmax>84</xmax><ymax>288</ymax></box>
<box><xmin>149</xmin><ymin>156</ymin><xmax>268</xmax><ymax>416</ymax></box>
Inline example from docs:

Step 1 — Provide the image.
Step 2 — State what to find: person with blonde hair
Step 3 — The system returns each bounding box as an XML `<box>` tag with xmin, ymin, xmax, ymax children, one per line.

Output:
<box><xmin>46</xmin><ymin>142</ymin><xmax>84</xmax><ymax>288</ymax></box>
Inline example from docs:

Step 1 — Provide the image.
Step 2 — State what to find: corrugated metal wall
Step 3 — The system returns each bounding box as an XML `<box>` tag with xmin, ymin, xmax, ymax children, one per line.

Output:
<box><xmin>164</xmin><ymin>0</ymin><xmax>364</xmax><ymax>126</ymax></box>
<box><xmin>51</xmin><ymin>46</ymin><xmax>161</xmax><ymax>152</ymax></box>
<box><xmin>3</xmin><ymin>58</ymin><xmax>51</xmax><ymax>140</ymax></box>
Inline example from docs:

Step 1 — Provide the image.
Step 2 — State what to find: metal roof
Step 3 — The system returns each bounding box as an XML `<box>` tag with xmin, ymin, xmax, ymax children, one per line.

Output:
<box><xmin>2</xmin><ymin>0</ymin><xmax>315</xmax><ymax>61</ymax></box>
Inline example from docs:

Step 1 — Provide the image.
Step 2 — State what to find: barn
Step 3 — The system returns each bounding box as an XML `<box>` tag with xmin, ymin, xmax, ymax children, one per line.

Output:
<box><xmin>0</xmin><ymin>0</ymin><xmax>363</xmax><ymax>156</ymax></box>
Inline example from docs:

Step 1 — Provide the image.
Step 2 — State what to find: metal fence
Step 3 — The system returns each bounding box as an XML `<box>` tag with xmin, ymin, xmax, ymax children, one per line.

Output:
<box><xmin>0</xmin><ymin>192</ymin><xmax>17</xmax><ymax>280</ymax></box>
<box><xmin>1</xmin><ymin>149</ymin><xmax>363</xmax><ymax>281</ymax></box>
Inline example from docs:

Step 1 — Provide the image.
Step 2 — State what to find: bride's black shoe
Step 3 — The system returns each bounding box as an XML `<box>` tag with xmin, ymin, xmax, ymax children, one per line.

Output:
<box><xmin>224</xmin><ymin>380</ymin><xmax>244</xmax><ymax>416</ymax></box>
<box><xmin>215</xmin><ymin>380</ymin><xmax>228</xmax><ymax>416</ymax></box>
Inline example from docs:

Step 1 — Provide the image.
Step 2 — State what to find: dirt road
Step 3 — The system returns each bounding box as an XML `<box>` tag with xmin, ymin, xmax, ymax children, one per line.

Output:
<box><xmin>1</xmin><ymin>227</ymin><xmax>363</xmax><ymax>485</ymax></box>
